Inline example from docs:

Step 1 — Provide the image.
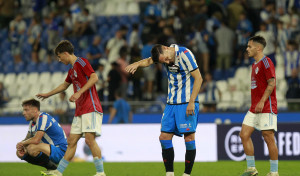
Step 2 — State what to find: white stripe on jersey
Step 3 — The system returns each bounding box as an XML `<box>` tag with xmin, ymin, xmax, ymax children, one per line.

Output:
<box><xmin>43</xmin><ymin>133</ymin><xmax>55</xmax><ymax>145</ymax></box>
<box><xmin>176</xmin><ymin>73</ymin><xmax>182</xmax><ymax>103</ymax></box>
<box><xmin>40</xmin><ymin>114</ymin><xmax>48</xmax><ymax>131</ymax></box>
<box><xmin>169</xmin><ymin>74</ymin><xmax>176</xmax><ymax>103</ymax></box>
<box><xmin>179</xmin><ymin>55</ymin><xmax>191</xmax><ymax>103</ymax></box>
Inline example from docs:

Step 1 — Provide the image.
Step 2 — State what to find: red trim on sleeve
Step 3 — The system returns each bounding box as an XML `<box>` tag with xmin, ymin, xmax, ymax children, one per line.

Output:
<box><xmin>184</xmin><ymin>50</ymin><xmax>188</xmax><ymax>54</ymax></box>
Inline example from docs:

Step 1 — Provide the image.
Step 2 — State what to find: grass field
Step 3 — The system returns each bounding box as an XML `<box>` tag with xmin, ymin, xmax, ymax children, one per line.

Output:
<box><xmin>0</xmin><ymin>161</ymin><xmax>298</xmax><ymax>176</ymax></box>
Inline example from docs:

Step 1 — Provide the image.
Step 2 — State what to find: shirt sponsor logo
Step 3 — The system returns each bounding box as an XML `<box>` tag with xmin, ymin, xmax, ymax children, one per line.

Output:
<box><xmin>251</xmin><ymin>80</ymin><xmax>257</xmax><ymax>89</ymax></box>
<box><xmin>167</xmin><ymin>64</ymin><xmax>180</xmax><ymax>73</ymax></box>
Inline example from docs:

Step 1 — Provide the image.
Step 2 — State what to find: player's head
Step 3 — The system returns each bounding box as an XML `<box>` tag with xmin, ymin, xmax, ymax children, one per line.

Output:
<box><xmin>55</xmin><ymin>40</ymin><xmax>74</xmax><ymax>65</ymax></box>
<box><xmin>22</xmin><ymin>99</ymin><xmax>40</xmax><ymax>121</ymax></box>
<box><xmin>247</xmin><ymin>36</ymin><xmax>266</xmax><ymax>57</ymax></box>
<box><xmin>151</xmin><ymin>44</ymin><xmax>174</xmax><ymax>64</ymax></box>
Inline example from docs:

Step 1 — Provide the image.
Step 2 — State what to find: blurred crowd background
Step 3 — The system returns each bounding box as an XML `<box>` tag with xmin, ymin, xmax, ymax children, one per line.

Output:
<box><xmin>0</xmin><ymin>0</ymin><xmax>300</xmax><ymax>120</ymax></box>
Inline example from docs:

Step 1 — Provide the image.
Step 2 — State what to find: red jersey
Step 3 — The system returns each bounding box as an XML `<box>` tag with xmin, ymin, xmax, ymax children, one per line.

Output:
<box><xmin>65</xmin><ymin>57</ymin><xmax>103</xmax><ymax>116</ymax></box>
<box><xmin>250</xmin><ymin>56</ymin><xmax>277</xmax><ymax>114</ymax></box>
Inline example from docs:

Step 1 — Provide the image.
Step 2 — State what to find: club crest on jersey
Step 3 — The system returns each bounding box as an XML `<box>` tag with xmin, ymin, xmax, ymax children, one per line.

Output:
<box><xmin>74</xmin><ymin>70</ymin><xmax>77</xmax><ymax>77</ymax></box>
<box><xmin>167</xmin><ymin>64</ymin><xmax>180</xmax><ymax>73</ymax></box>
<box><xmin>255</xmin><ymin>67</ymin><xmax>259</xmax><ymax>74</ymax></box>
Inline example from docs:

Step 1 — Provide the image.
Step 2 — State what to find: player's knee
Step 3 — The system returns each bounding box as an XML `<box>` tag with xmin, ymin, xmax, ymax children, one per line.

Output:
<box><xmin>262</xmin><ymin>133</ymin><xmax>275</xmax><ymax>144</ymax></box>
<box><xmin>27</xmin><ymin>144</ymin><xmax>39</xmax><ymax>156</ymax></box>
<box><xmin>85</xmin><ymin>137</ymin><xmax>95</xmax><ymax>147</ymax></box>
<box><xmin>239</xmin><ymin>131</ymin><xmax>248</xmax><ymax>140</ymax></box>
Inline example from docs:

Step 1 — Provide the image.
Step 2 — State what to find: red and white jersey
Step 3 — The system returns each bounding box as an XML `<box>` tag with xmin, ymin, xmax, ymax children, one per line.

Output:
<box><xmin>65</xmin><ymin>57</ymin><xmax>103</xmax><ymax>116</ymax></box>
<box><xmin>250</xmin><ymin>56</ymin><xmax>277</xmax><ymax>114</ymax></box>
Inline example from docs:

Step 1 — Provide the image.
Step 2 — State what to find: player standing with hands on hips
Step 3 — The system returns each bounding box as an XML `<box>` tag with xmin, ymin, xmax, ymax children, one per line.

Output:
<box><xmin>126</xmin><ymin>44</ymin><xmax>203</xmax><ymax>176</ymax></box>
<box><xmin>37</xmin><ymin>40</ymin><xmax>105</xmax><ymax>176</ymax></box>
<box><xmin>240</xmin><ymin>36</ymin><xmax>279</xmax><ymax>176</ymax></box>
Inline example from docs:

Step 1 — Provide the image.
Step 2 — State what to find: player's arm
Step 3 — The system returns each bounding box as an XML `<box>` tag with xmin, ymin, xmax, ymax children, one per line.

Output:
<box><xmin>125</xmin><ymin>57</ymin><xmax>153</xmax><ymax>74</ymax></box>
<box><xmin>69</xmin><ymin>73</ymin><xmax>98</xmax><ymax>102</ymax></box>
<box><xmin>108</xmin><ymin>107</ymin><xmax>117</xmax><ymax>124</ymax></box>
<box><xmin>36</xmin><ymin>81</ymin><xmax>71</xmax><ymax>100</ymax></box>
<box><xmin>16</xmin><ymin>132</ymin><xmax>32</xmax><ymax>150</ymax></box>
<box><xmin>21</xmin><ymin>131</ymin><xmax>45</xmax><ymax>146</ymax></box>
<box><xmin>255</xmin><ymin>77</ymin><xmax>275</xmax><ymax>113</ymax></box>
<box><xmin>186</xmin><ymin>69</ymin><xmax>203</xmax><ymax>116</ymax></box>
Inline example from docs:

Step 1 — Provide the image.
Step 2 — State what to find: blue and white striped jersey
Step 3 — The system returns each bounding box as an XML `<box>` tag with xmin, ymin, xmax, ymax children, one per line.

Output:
<box><xmin>28</xmin><ymin>112</ymin><xmax>68</xmax><ymax>151</ymax></box>
<box><xmin>165</xmin><ymin>44</ymin><xmax>199</xmax><ymax>104</ymax></box>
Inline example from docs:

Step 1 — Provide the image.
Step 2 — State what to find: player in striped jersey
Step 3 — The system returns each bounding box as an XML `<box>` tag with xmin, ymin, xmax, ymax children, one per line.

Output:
<box><xmin>37</xmin><ymin>40</ymin><xmax>105</xmax><ymax>176</ymax></box>
<box><xmin>126</xmin><ymin>44</ymin><xmax>203</xmax><ymax>176</ymax></box>
<box><xmin>16</xmin><ymin>99</ymin><xmax>67</xmax><ymax>171</ymax></box>
<box><xmin>240</xmin><ymin>36</ymin><xmax>279</xmax><ymax>176</ymax></box>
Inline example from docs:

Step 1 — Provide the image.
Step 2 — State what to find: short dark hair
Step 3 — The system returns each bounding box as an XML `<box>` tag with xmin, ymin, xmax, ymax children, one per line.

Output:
<box><xmin>22</xmin><ymin>99</ymin><xmax>40</xmax><ymax>110</ymax></box>
<box><xmin>249</xmin><ymin>35</ymin><xmax>266</xmax><ymax>48</ymax></box>
<box><xmin>54</xmin><ymin>40</ymin><xmax>74</xmax><ymax>56</ymax></box>
<box><xmin>151</xmin><ymin>44</ymin><xmax>163</xmax><ymax>63</ymax></box>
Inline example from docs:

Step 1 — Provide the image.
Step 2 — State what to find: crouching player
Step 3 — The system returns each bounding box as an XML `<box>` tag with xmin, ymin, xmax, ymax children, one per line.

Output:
<box><xmin>16</xmin><ymin>99</ymin><xmax>67</xmax><ymax>171</ymax></box>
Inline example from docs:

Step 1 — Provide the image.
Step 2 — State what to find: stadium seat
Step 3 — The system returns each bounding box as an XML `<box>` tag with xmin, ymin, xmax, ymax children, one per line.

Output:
<box><xmin>3</xmin><ymin>62</ymin><xmax>15</xmax><ymax>74</ymax></box>
<box><xmin>14</xmin><ymin>62</ymin><xmax>25</xmax><ymax>74</ymax></box>
<box><xmin>213</xmin><ymin>69</ymin><xmax>224</xmax><ymax>80</ymax></box>
<box><xmin>115</xmin><ymin>1</ymin><xmax>128</xmax><ymax>15</ymax></box>
<box><xmin>104</xmin><ymin>2</ymin><xmax>117</xmax><ymax>16</ymax></box>
<box><xmin>127</xmin><ymin>2</ymin><xmax>140</xmax><ymax>15</ymax></box>
<box><xmin>27</xmin><ymin>84</ymin><xmax>42</xmax><ymax>98</ymax></box>
<box><xmin>276</xmin><ymin>66</ymin><xmax>285</xmax><ymax>80</ymax></box>
<box><xmin>26</xmin><ymin>62</ymin><xmax>38</xmax><ymax>73</ymax></box>
<box><xmin>49</xmin><ymin>61</ymin><xmax>61</xmax><ymax>72</ymax></box>
<box><xmin>0</xmin><ymin>73</ymin><xmax>4</xmax><ymax>81</ymax></box>
<box><xmin>51</xmin><ymin>72</ymin><xmax>64</xmax><ymax>84</ymax></box>
<box><xmin>216</xmin><ymin>80</ymin><xmax>228</xmax><ymax>93</ymax></box>
<box><xmin>16</xmin><ymin>72</ymin><xmax>28</xmax><ymax>87</ymax></box>
<box><xmin>7</xmin><ymin>84</ymin><xmax>18</xmax><ymax>98</ymax></box>
<box><xmin>37</xmin><ymin>62</ymin><xmax>50</xmax><ymax>73</ymax></box>
<box><xmin>278</xmin><ymin>79</ymin><xmax>288</xmax><ymax>93</ymax></box>
<box><xmin>231</xmin><ymin>91</ymin><xmax>245</xmax><ymax>109</ymax></box>
<box><xmin>38</xmin><ymin>72</ymin><xmax>51</xmax><ymax>87</ymax></box>
<box><xmin>217</xmin><ymin>90</ymin><xmax>232</xmax><ymax>111</ymax></box>
<box><xmin>27</xmin><ymin>72</ymin><xmax>40</xmax><ymax>86</ymax></box>
<box><xmin>3</xmin><ymin>73</ymin><xmax>16</xmax><ymax>87</ymax></box>
<box><xmin>234</xmin><ymin>66</ymin><xmax>249</xmax><ymax>81</ymax></box>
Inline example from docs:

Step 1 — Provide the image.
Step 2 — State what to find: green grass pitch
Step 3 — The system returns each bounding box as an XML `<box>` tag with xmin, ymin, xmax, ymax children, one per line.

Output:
<box><xmin>0</xmin><ymin>161</ymin><xmax>298</xmax><ymax>176</ymax></box>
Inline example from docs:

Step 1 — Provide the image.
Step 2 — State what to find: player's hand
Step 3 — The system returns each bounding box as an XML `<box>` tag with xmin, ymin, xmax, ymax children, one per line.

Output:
<box><xmin>125</xmin><ymin>63</ymin><xmax>139</xmax><ymax>74</ymax></box>
<box><xmin>36</xmin><ymin>93</ymin><xmax>50</xmax><ymax>100</ymax></box>
<box><xmin>69</xmin><ymin>92</ymin><xmax>81</xmax><ymax>102</ymax></box>
<box><xmin>255</xmin><ymin>101</ymin><xmax>264</xmax><ymax>113</ymax></box>
<box><xmin>16</xmin><ymin>142</ymin><xmax>24</xmax><ymax>150</ymax></box>
<box><xmin>186</xmin><ymin>102</ymin><xmax>195</xmax><ymax>116</ymax></box>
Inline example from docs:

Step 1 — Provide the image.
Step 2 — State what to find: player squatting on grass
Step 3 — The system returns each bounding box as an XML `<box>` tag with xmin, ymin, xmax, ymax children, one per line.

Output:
<box><xmin>16</xmin><ymin>99</ymin><xmax>67</xmax><ymax>171</ymax></box>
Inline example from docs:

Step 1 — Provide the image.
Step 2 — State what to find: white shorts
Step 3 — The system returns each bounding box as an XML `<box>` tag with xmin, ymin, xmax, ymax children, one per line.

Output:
<box><xmin>70</xmin><ymin>112</ymin><xmax>103</xmax><ymax>137</ymax></box>
<box><xmin>242</xmin><ymin>111</ymin><xmax>277</xmax><ymax>131</ymax></box>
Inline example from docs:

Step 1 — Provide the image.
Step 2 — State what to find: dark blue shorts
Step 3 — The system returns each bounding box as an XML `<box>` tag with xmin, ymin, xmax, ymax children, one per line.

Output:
<box><xmin>161</xmin><ymin>103</ymin><xmax>199</xmax><ymax>137</ymax></box>
<box><xmin>49</xmin><ymin>145</ymin><xmax>65</xmax><ymax>164</ymax></box>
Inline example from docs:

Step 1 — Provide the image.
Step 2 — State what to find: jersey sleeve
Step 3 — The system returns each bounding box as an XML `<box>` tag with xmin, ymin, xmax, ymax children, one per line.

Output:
<box><xmin>65</xmin><ymin>70</ymin><xmax>72</xmax><ymax>83</ymax></box>
<box><xmin>264</xmin><ymin>59</ymin><xmax>276</xmax><ymax>80</ymax></box>
<box><xmin>181</xmin><ymin>49</ymin><xmax>198</xmax><ymax>72</ymax></box>
<box><xmin>80</xmin><ymin>59</ymin><xmax>95</xmax><ymax>77</ymax></box>
<box><xmin>37</xmin><ymin>114</ymin><xmax>52</xmax><ymax>132</ymax></box>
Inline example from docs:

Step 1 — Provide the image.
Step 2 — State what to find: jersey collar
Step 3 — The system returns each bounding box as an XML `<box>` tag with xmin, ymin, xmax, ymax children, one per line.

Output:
<box><xmin>255</xmin><ymin>55</ymin><xmax>266</xmax><ymax>64</ymax></box>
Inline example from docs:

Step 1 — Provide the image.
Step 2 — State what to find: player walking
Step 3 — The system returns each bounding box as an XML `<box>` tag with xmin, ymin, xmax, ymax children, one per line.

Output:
<box><xmin>37</xmin><ymin>40</ymin><xmax>105</xmax><ymax>176</ymax></box>
<box><xmin>240</xmin><ymin>36</ymin><xmax>279</xmax><ymax>176</ymax></box>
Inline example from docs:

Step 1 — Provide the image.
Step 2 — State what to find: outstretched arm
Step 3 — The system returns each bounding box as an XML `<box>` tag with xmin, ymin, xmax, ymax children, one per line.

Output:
<box><xmin>36</xmin><ymin>81</ymin><xmax>71</xmax><ymax>100</ymax></box>
<box><xmin>255</xmin><ymin>78</ymin><xmax>275</xmax><ymax>113</ymax></box>
<box><xmin>125</xmin><ymin>57</ymin><xmax>153</xmax><ymax>74</ymax></box>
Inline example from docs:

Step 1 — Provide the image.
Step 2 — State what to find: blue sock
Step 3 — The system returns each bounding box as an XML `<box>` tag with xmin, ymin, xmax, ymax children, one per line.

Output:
<box><xmin>185</xmin><ymin>140</ymin><xmax>196</xmax><ymax>150</ymax></box>
<box><xmin>57</xmin><ymin>158</ymin><xmax>69</xmax><ymax>174</ymax></box>
<box><xmin>160</xmin><ymin>140</ymin><xmax>173</xmax><ymax>149</ymax></box>
<box><xmin>270</xmin><ymin>160</ymin><xmax>278</xmax><ymax>172</ymax></box>
<box><xmin>94</xmin><ymin>157</ymin><xmax>104</xmax><ymax>173</ymax></box>
<box><xmin>246</xmin><ymin>155</ymin><xmax>255</xmax><ymax>168</ymax></box>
